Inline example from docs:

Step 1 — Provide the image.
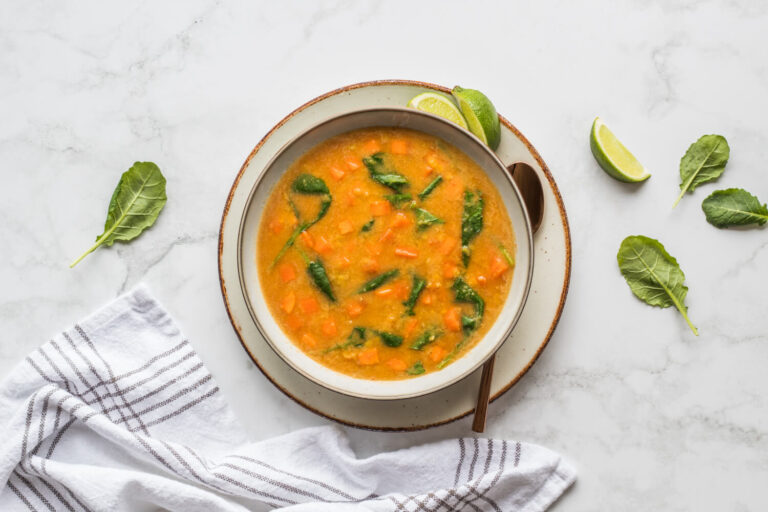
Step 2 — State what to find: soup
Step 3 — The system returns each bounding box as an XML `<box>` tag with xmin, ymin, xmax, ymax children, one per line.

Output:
<box><xmin>257</xmin><ymin>127</ymin><xmax>515</xmax><ymax>380</ymax></box>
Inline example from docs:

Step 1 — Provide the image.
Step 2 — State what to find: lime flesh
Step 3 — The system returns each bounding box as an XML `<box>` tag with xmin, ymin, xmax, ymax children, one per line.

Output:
<box><xmin>451</xmin><ymin>86</ymin><xmax>501</xmax><ymax>150</ymax></box>
<box><xmin>590</xmin><ymin>118</ymin><xmax>650</xmax><ymax>183</ymax></box>
<box><xmin>407</xmin><ymin>92</ymin><xmax>469</xmax><ymax>129</ymax></box>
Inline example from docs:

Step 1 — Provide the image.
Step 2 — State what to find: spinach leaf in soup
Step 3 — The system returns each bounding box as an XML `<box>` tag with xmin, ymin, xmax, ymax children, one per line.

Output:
<box><xmin>418</xmin><ymin>175</ymin><xmax>443</xmax><ymax>200</ymax></box>
<box><xmin>498</xmin><ymin>244</ymin><xmax>515</xmax><ymax>265</ymax></box>
<box><xmin>306</xmin><ymin>259</ymin><xmax>335</xmax><ymax>302</ymax></box>
<box><xmin>71</xmin><ymin>162</ymin><xmax>167</xmax><ymax>267</ymax></box>
<box><xmin>358</xmin><ymin>269</ymin><xmax>400</xmax><ymax>294</ymax></box>
<box><xmin>323</xmin><ymin>327</ymin><xmax>367</xmax><ymax>353</ymax></box>
<box><xmin>410</xmin><ymin>329</ymin><xmax>441</xmax><ymax>350</ymax></box>
<box><xmin>375</xmin><ymin>331</ymin><xmax>403</xmax><ymax>348</ymax></box>
<box><xmin>617</xmin><ymin>235</ymin><xmax>697</xmax><ymax>335</ymax></box>
<box><xmin>461</xmin><ymin>190</ymin><xmax>484</xmax><ymax>267</ymax></box>
<box><xmin>437</xmin><ymin>339</ymin><xmax>469</xmax><ymax>369</ymax></box>
<box><xmin>451</xmin><ymin>277</ymin><xmax>485</xmax><ymax>334</ymax></box>
<box><xmin>701</xmin><ymin>188</ymin><xmax>768</xmax><ymax>228</ymax></box>
<box><xmin>673</xmin><ymin>135</ymin><xmax>730</xmax><ymax>207</ymax></box>
<box><xmin>363</xmin><ymin>153</ymin><xmax>409</xmax><ymax>192</ymax></box>
<box><xmin>412</xmin><ymin>207</ymin><xmax>444</xmax><ymax>231</ymax></box>
<box><xmin>439</xmin><ymin>278</ymin><xmax>485</xmax><ymax>368</ymax></box>
<box><xmin>292</xmin><ymin>174</ymin><xmax>330</xmax><ymax>194</ymax></box>
<box><xmin>361</xmin><ymin>219</ymin><xmax>375</xmax><ymax>232</ymax></box>
<box><xmin>406</xmin><ymin>361</ymin><xmax>425</xmax><ymax>375</ymax></box>
<box><xmin>273</xmin><ymin>173</ymin><xmax>333</xmax><ymax>266</ymax></box>
<box><xmin>384</xmin><ymin>194</ymin><xmax>413</xmax><ymax>208</ymax></box>
<box><xmin>402</xmin><ymin>275</ymin><xmax>427</xmax><ymax>316</ymax></box>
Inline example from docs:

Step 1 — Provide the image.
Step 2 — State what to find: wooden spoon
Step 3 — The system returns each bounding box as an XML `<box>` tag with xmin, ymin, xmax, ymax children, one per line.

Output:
<box><xmin>471</xmin><ymin>162</ymin><xmax>544</xmax><ymax>433</ymax></box>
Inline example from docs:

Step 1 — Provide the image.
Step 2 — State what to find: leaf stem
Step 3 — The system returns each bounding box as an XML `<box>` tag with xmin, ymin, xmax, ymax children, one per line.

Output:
<box><xmin>70</xmin><ymin>238</ymin><xmax>104</xmax><ymax>268</ymax></box>
<box><xmin>672</xmin><ymin>187</ymin><xmax>687</xmax><ymax>208</ymax></box>
<box><xmin>676</xmin><ymin>306</ymin><xmax>698</xmax><ymax>336</ymax></box>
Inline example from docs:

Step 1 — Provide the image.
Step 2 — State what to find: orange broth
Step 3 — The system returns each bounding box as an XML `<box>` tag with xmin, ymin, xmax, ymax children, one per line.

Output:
<box><xmin>257</xmin><ymin>127</ymin><xmax>515</xmax><ymax>379</ymax></box>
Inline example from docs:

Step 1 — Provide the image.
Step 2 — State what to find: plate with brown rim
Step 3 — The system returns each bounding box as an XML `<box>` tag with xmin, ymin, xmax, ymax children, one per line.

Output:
<box><xmin>218</xmin><ymin>80</ymin><xmax>571</xmax><ymax>431</ymax></box>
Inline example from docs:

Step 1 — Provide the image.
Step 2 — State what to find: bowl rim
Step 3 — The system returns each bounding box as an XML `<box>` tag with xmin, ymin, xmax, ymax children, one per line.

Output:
<box><xmin>236</xmin><ymin>106</ymin><xmax>534</xmax><ymax>400</ymax></box>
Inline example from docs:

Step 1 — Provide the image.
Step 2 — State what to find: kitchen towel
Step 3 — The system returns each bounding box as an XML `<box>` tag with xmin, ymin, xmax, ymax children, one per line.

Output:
<box><xmin>0</xmin><ymin>285</ymin><xmax>575</xmax><ymax>511</ymax></box>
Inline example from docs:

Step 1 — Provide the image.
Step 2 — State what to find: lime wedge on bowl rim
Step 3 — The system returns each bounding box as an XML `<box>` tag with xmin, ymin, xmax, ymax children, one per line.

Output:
<box><xmin>407</xmin><ymin>92</ymin><xmax>469</xmax><ymax>130</ymax></box>
<box><xmin>451</xmin><ymin>86</ymin><xmax>501</xmax><ymax>150</ymax></box>
<box><xmin>590</xmin><ymin>117</ymin><xmax>651</xmax><ymax>183</ymax></box>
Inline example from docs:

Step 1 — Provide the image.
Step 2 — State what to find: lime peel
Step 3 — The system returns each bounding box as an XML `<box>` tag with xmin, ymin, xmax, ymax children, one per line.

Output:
<box><xmin>407</xmin><ymin>92</ymin><xmax>469</xmax><ymax>129</ymax></box>
<box><xmin>451</xmin><ymin>86</ymin><xmax>501</xmax><ymax>150</ymax></box>
<box><xmin>590</xmin><ymin>117</ymin><xmax>651</xmax><ymax>183</ymax></box>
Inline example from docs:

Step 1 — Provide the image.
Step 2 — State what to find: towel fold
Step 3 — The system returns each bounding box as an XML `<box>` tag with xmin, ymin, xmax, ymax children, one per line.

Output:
<box><xmin>0</xmin><ymin>285</ymin><xmax>575</xmax><ymax>511</ymax></box>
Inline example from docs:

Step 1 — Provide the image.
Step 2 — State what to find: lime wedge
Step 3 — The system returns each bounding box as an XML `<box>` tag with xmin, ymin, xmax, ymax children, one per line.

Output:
<box><xmin>451</xmin><ymin>86</ymin><xmax>501</xmax><ymax>150</ymax></box>
<box><xmin>590</xmin><ymin>117</ymin><xmax>650</xmax><ymax>182</ymax></box>
<box><xmin>407</xmin><ymin>92</ymin><xmax>469</xmax><ymax>129</ymax></box>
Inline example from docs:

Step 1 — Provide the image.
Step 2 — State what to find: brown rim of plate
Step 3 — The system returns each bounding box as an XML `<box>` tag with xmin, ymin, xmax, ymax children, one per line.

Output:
<box><xmin>218</xmin><ymin>79</ymin><xmax>572</xmax><ymax>432</ymax></box>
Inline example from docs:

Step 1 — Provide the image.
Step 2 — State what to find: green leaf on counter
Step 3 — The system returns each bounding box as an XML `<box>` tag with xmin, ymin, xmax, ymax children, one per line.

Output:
<box><xmin>70</xmin><ymin>162</ymin><xmax>167</xmax><ymax>268</ymax></box>
<box><xmin>673</xmin><ymin>135</ymin><xmax>729</xmax><ymax>207</ymax></box>
<box><xmin>701</xmin><ymin>188</ymin><xmax>768</xmax><ymax>228</ymax></box>
<box><xmin>617</xmin><ymin>235</ymin><xmax>697</xmax><ymax>335</ymax></box>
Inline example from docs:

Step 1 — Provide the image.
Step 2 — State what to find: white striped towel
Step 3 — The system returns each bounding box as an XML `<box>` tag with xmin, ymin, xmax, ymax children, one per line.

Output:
<box><xmin>0</xmin><ymin>285</ymin><xmax>576</xmax><ymax>511</ymax></box>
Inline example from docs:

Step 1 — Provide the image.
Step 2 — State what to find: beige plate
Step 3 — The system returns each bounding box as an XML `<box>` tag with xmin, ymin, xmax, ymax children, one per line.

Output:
<box><xmin>218</xmin><ymin>80</ymin><xmax>571</xmax><ymax>431</ymax></box>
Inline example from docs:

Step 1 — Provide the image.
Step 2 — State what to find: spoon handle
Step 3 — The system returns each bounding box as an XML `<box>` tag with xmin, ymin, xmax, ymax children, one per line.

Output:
<box><xmin>471</xmin><ymin>355</ymin><xmax>495</xmax><ymax>432</ymax></box>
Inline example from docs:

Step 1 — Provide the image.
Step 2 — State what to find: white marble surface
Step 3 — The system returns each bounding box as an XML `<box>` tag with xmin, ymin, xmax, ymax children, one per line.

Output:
<box><xmin>1</xmin><ymin>1</ymin><xmax>767</xmax><ymax>509</ymax></box>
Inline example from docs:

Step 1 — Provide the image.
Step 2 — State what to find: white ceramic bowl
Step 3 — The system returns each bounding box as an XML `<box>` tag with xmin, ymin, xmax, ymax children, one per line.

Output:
<box><xmin>238</xmin><ymin>107</ymin><xmax>533</xmax><ymax>400</ymax></box>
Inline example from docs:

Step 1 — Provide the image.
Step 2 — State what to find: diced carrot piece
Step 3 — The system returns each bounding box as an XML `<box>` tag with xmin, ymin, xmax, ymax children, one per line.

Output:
<box><xmin>424</xmin><ymin>165</ymin><xmax>435</xmax><ymax>176</ymax></box>
<box><xmin>345</xmin><ymin>156</ymin><xmax>361</xmax><ymax>171</ymax></box>
<box><xmin>375</xmin><ymin>287</ymin><xmax>394</xmax><ymax>297</ymax></box>
<box><xmin>390</xmin><ymin>139</ymin><xmax>409</xmax><ymax>155</ymax></box>
<box><xmin>363</xmin><ymin>139</ymin><xmax>381</xmax><ymax>154</ymax></box>
<box><xmin>439</xmin><ymin>237</ymin><xmax>457</xmax><ymax>255</ymax></box>
<box><xmin>357</xmin><ymin>348</ymin><xmax>379</xmax><ymax>366</ymax></box>
<box><xmin>443</xmin><ymin>262</ymin><xmax>459</xmax><ymax>279</ymax></box>
<box><xmin>285</xmin><ymin>315</ymin><xmax>304</xmax><ymax>331</ymax></box>
<box><xmin>338</xmin><ymin>255</ymin><xmax>352</xmax><ymax>268</ymax></box>
<box><xmin>281</xmin><ymin>292</ymin><xmax>296</xmax><ymax>313</ymax></box>
<box><xmin>314</xmin><ymin>235</ymin><xmax>332</xmax><ymax>254</ymax></box>
<box><xmin>404</xmin><ymin>317</ymin><xmax>418</xmax><ymax>337</ymax></box>
<box><xmin>269</xmin><ymin>219</ymin><xmax>283</xmax><ymax>234</ymax></box>
<box><xmin>490</xmin><ymin>254</ymin><xmax>510</xmax><ymax>279</ymax></box>
<box><xmin>396</xmin><ymin>282</ymin><xmax>410</xmax><ymax>301</ymax></box>
<box><xmin>329</xmin><ymin>166</ymin><xmax>345</xmax><ymax>181</ymax></box>
<box><xmin>321</xmin><ymin>319</ymin><xmax>337</xmax><ymax>337</ymax></box>
<box><xmin>386</xmin><ymin>358</ymin><xmax>407</xmax><ymax>371</ymax></box>
<box><xmin>477</xmin><ymin>275</ymin><xmax>487</xmax><ymax>285</ymax></box>
<box><xmin>300</xmin><ymin>230</ymin><xmax>314</xmax><ymax>249</ymax></box>
<box><xmin>362</xmin><ymin>257</ymin><xmax>380</xmax><ymax>274</ymax></box>
<box><xmin>370</xmin><ymin>200</ymin><xmax>391</xmax><ymax>216</ymax></box>
<box><xmin>379</xmin><ymin>228</ymin><xmax>394</xmax><ymax>242</ymax></box>
<box><xmin>278</xmin><ymin>263</ymin><xmax>297</xmax><ymax>283</ymax></box>
<box><xmin>301</xmin><ymin>333</ymin><xmax>317</xmax><ymax>349</ymax></box>
<box><xmin>338</xmin><ymin>220</ymin><xmax>354</xmax><ymax>235</ymax></box>
<box><xmin>395</xmin><ymin>247</ymin><xmax>418</xmax><ymax>259</ymax></box>
<box><xmin>358</xmin><ymin>348</ymin><xmax>379</xmax><ymax>365</ymax></box>
<box><xmin>390</xmin><ymin>212</ymin><xmax>410</xmax><ymax>228</ymax></box>
<box><xmin>428</xmin><ymin>346</ymin><xmax>448</xmax><ymax>363</ymax></box>
<box><xmin>298</xmin><ymin>296</ymin><xmax>319</xmax><ymax>314</ymax></box>
<box><xmin>444</xmin><ymin>307</ymin><xmax>462</xmax><ymax>332</ymax></box>
<box><xmin>420</xmin><ymin>292</ymin><xmax>433</xmax><ymax>305</ymax></box>
<box><xmin>345</xmin><ymin>301</ymin><xmax>365</xmax><ymax>318</ymax></box>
